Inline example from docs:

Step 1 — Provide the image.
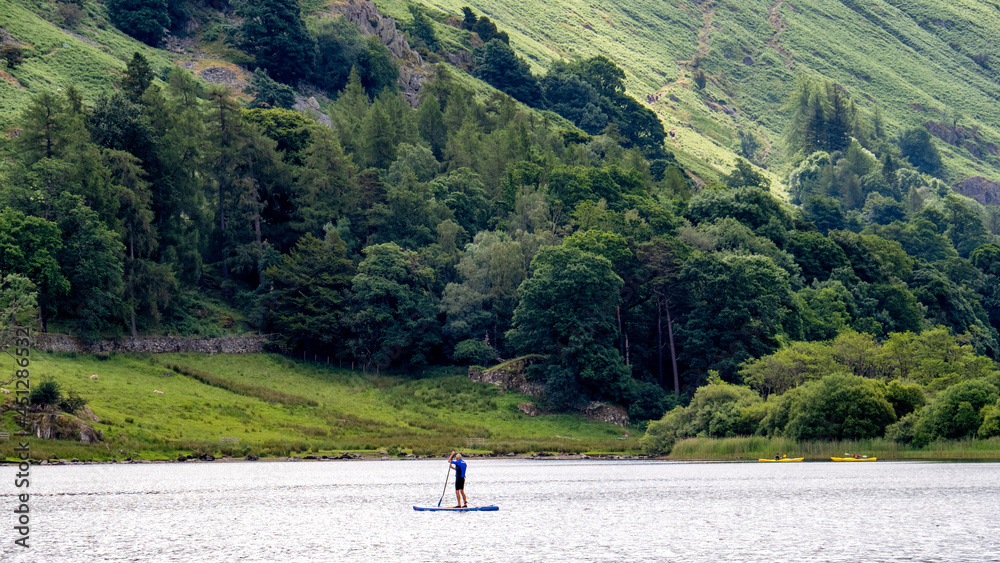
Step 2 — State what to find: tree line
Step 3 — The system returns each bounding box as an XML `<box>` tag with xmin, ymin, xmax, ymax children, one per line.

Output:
<box><xmin>4</xmin><ymin>3</ymin><xmax>1000</xmax><ymax>427</ymax></box>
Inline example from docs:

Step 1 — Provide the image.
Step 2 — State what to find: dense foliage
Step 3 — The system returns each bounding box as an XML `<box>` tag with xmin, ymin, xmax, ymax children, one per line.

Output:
<box><xmin>3</xmin><ymin>1</ymin><xmax>1000</xmax><ymax>437</ymax></box>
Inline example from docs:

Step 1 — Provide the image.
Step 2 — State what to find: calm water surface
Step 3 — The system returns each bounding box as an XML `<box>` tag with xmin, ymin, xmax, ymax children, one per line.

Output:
<box><xmin>2</xmin><ymin>459</ymin><xmax>999</xmax><ymax>562</ymax></box>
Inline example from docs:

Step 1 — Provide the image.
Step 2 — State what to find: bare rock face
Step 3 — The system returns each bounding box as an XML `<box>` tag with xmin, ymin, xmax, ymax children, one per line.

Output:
<box><xmin>954</xmin><ymin>176</ymin><xmax>1000</xmax><ymax>205</ymax></box>
<box><xmin>583</xmin><ymin>402</ymin><xmax>629</xmax><ymax>427</ymax></box>
<box><xmin>0</xmin><ymin>27</ymin><xmax>18</xmax><ymax>45</ymax></box>
<box><xmin>468</xmin><ymin>357</ymin><xmax>546</xmax><ymax>397</ymax></box>
<box><xmin>446</xmin><ymin>50</ymin><xmax>473</xmax><ymax>72</ymax></box>
<box><xmin>293</xmin><ymin>95</ymin><xmax>331</xmax><ymax>126</ymax></box>
<box><xmin>26</xmin><ymin>413</ymin><xmax>103</xmax><ymax>443</ymax></box>
<box><xmin>328</xmin><ymin>0</ymin><xmax>429</xmax><ymax>106</ymax></box>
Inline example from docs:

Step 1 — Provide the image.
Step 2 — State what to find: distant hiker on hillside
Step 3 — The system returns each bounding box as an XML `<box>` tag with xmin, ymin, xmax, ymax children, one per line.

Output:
<box><xmin>449</xmin><ymin>451</ymin><xmax>468</xmax><ymax>508</ymax></box>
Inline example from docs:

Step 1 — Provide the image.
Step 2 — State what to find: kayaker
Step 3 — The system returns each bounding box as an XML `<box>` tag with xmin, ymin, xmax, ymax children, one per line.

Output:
<box><xmin>775</xmin><ymin>453</ymin><xmax>781</xmax><ymax>460</ymax></box>
<box><xmin>448</xmin><ymin>451</ymin><xmax>468</xmax><ymax>508</ymax></box>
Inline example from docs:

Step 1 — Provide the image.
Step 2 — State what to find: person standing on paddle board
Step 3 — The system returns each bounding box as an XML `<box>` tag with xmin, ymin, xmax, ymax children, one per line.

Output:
<box><xmin>448</xmin><ymin>451</ymin><xmax>468</xmax><ymax>508</ymax></box>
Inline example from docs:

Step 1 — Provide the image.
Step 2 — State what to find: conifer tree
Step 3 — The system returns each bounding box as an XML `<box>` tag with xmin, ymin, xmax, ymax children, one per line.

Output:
<box><xmin>235</xmin><ymin>0</ymin><xmax>316</xmax><ymax>84</ymax></box>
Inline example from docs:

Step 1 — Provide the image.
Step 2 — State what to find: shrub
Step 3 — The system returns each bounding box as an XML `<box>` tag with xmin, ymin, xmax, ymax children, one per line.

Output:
<box><xmin>452</xmin><ymin>338</ymin><xmax>498</xmax><ymax>365</ymax></box>
<box><xmin>640</xmin><ymin>379</ymin><xmax>764</xmax><ymax>453</ymax></box>
<box><xmin>0</xmin><ymin>44</ymin><xmax>24</xmax><ymax>69</ymax></box>
<box><xmin>693</xmin><ymin>69</ymin><xmax>707</xmax><ymax>89</ymax></box>
<box><xmin>884</xmin><ymin>380</ymin><xmax>925</xmax><ymax>419</ymax></box>
<box><xmin>927</xmin><ymin>379</ymin><xmax>999</xmax><ymax>439</ymax></box>
<box><xmin>627</xmin><ymin>380</ymin><xmax>669</xmax><ymax>422</ymax></box>
<box><xmin>783</xmin><ymin>373</ymin><xmax>896</xmax><ymax>440</ymax></box>
<box><xmin>979</xmin><ymin>403</ymin><xmax>1000</xmax><ymax>439</ymax></box>
<box><xmin>640</xmin><ymin>411</ymin><xmax>679</xmax><ymax>455</ymax></box>
<box><xmin>884</xmin><ymin>411</ymin><xmax>920</xmax><ymax>443</ymax></box>
<box><xmin>106</xmin><ymin>0</ymin><xmax>169</xmax><ymax>46</ymax></box>
<box><xmin>57</xmin><ymin>3</ymin><xmax>84</xmax><ymax>27</ymax></box>
<box><xmin>29</xmin><ymin>379</ymin><xmax>62</xmax><ymax>406</ymax></box>
<box><xmin>58</xmin><ymin>391</ymin><xmax>87</xmax><ymax>414</ymax></box>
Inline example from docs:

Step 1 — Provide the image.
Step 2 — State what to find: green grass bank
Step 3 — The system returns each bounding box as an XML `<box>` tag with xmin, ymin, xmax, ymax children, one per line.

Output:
<box><xmin>667</xmin><ymin>436</ymin><xmax>1000</xmax><ymax>461</ymax></box>
<box><xmin>1</xmin><ymin>351</ymin><xmax>637</xmax><ymax>461</ymax></box>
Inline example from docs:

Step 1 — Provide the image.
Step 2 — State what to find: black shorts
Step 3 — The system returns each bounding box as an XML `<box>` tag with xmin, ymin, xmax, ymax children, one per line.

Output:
<box><xmin>455</xmin><ymin>476</ymin><xmax>465</xmax><ymax>491</ymax></box>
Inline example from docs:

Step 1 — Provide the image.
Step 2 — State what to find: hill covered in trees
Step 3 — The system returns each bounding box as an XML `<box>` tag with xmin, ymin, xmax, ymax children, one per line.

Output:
<box><xmin>1</xmin><ymin>0</ymin><xmax>1000</xmax><ymax>443</ymax></box>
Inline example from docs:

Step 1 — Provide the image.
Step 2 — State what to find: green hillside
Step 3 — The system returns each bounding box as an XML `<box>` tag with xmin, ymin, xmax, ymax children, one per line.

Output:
<box><xmin>0</xmin><ymin>0</ymin><xmax>183</xmax><ymax>128</ymax></box>
<box><xmin>402</xmin><ymin>0</ymin><xmax>1000</xmax><ymax>182</ymax></box>
<box><xmin>0</xmin><ymin>352</ymin><xmax>635</xmax><ymax>460</ymax></box>
<box><xmin>2</xmin><ymin>0</ymin><xmax>1000</xmax><ymax>460</ymax></box>
<box><xmin>4</xmin><ymin>0</ymin><xmax>1000</xmax><ymax>184</ymax></box>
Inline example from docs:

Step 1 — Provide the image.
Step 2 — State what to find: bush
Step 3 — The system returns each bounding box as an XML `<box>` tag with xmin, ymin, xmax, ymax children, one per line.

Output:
<box><xmin>627</xmin><ymin>380</ymin><xmax>669</xmax><ymax>422</ymax></box>
<box><xmin>885</xmin><ymin>380</ymin><xmax>925</xmax><ymax>419</ymax></box>
<box><xmin>0</xmin><ymin>44</ymin><xmax>24</xmax><ymax>69</ymax></box>
<box><xmin>640</xmin><ymin>408</ymin><xmax>682</xmax><ymax>455</ymax></box>
<box><xmin>884</xmin><ymin>411</ymin><xmax>920</xmax><ymax>443</ymax></box>
<box><xmin>452</xmin><ymin>338</ymin><xmax>498</xmax><ymax>365</ymax></box>
<box><xmin>640</xmin><ymin>379</ymin><xmax>764</xmax><ymax>453</ymax></box>
<box><xmin>30</xmin><ymin>379</ymin><xmax>63</xmax><ymax>406</ymax></box>
<box><xmin>783</xmin><ymin>373</ymin><xmax>896</xmax><ymax>440</ymax></box>
<box><xmin>106</xmin><ymin>0</ymin><xmax>169</xmax><ymax>46</ymax></box>
<box><xmin>927</xmin><ymin>379</ymin><xmax>999</xmax><ymax>439</ymax></box>
<box><xmin>57</xmin><ymin>3</ymin><xmax>84</xmax><ymax>27</ymax></box>
<box><xmin>979</xmin><ymin>403</ymin><xmax>1000</xmax><ymax>439</ymax></box>
<box><xmin>58</xmin><ymin>391</ymin><xmax>87</xmax><ymax>414</ymax></box>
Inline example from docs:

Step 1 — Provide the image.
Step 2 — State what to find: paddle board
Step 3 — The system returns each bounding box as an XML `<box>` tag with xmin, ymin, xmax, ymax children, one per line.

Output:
<box><xmin>413</xmin><ymin>505</ymin><xmax>499</xmax><ymax>512</ymax></box>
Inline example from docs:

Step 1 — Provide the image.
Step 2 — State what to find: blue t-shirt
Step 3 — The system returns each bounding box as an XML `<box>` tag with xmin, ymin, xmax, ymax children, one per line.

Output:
<box><xmin>452</xmin><ymin>458</ymin><xmax>467</xmax><ymax>479</ymax></box>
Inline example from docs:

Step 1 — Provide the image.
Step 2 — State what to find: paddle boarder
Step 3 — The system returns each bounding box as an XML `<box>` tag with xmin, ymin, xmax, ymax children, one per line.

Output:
<box><xmin>448</xmin><ymin>451</ymin><xmax>468</xmax><ymax>508</ymax></box>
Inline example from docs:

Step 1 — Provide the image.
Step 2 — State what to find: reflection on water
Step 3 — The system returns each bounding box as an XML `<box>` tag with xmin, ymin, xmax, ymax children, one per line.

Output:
<box><xmin>2</xmin><ymin>459</ymin><xmax>999</xmax><ymax>562</ymax></box>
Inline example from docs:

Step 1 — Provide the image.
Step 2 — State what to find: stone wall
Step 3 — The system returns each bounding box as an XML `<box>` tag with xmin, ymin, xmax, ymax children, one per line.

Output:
<box><xmin>34</xmin><ymin>334</ymin><xmax>271</xmax><ymax>354</ymax></box>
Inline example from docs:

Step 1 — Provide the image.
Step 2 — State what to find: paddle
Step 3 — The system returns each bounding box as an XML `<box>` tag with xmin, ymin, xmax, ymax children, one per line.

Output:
<box><xmin>437</xmin><ymin>460</ymin><xmax>452</xmax><ymax>507</ymax></box>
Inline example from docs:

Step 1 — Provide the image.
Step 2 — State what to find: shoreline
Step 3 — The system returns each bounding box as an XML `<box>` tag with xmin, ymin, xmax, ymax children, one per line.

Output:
<box><xmin>5</xmin><ymin>453</ymin><xmax>1000</xmax><ymax>465</ymax></box>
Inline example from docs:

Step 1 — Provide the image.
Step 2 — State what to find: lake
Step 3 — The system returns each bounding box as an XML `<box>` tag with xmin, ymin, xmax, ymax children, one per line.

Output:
<box><xmin>3</xmin><ymin>459</ymin><xmax>999</xmax><ymax>562</ymax></box>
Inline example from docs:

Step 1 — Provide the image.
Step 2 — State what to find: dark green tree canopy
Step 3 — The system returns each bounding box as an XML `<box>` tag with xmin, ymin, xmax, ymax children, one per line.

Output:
<box><xmin>473</xmin><ymin>39</ymin><xmax>544</xmax><ymax>107</ymax></box>
<box><xmin>236</xmin><ymin>0</ymin><xmax>317</xmax><ymax>84</ymax></box>
<box><xmin>107</xmin><ymin>0</ymin><xmax>170</xmax><ymax>46</ymax></box>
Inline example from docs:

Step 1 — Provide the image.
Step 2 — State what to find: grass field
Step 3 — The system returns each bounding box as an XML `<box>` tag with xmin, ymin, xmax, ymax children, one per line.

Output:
<box><xmin>0</xmin><ymin>351</ymin><xmax>637</xmax><ymax>461</ymax></box>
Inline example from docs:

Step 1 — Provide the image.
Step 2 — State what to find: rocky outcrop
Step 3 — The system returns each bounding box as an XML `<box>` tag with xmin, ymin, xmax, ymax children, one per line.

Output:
<box><xmin>328</xmin><ymin>0</ymin><xmax>429</xmax><ymax>106</ymax></box>
<box><xmin>470</xmin><ymin>357</ymin><xmax>630</xmax><ymax>426</ymax></box>
<box><xmin>198</xmin><ymin>66</ymin><xmax>247</xmax><ymax>89</ymax></box>
<box><xmin>583</xmin><ymin>402</ymin><xmax>629</xmax><ymax>427</ymax></box>
<box><xmin>517</xmin><ymin>402</ymin><xmax>538</xmax><ymax>416</ymax></box>
<box><xmin>468</xmin><ymin>356</ymin><xmax>546</xmax><ymax>397</ymax></box>
<box><xmin>25</xmin><ymin>413</ymin><xmax>103</xmax><ymax>443</ymax></box>
<box><xmin>954</xmin><ymin>176</ymin><xmax>1000</xmax><ymax>205</ymax></box>
<box><xmin>34</xmin><ymin>334</ymin><xmax>271</xmax><ymax>354</ymax></box>
<box><xmin>293</xmin><ymin>95</ymin><xmax>331</xmax><ymax>126</ymax></box>
<box><xmin>446</xmin><ymin>50</ymin><xmax>473</xmax><ymax>72</ymax></box>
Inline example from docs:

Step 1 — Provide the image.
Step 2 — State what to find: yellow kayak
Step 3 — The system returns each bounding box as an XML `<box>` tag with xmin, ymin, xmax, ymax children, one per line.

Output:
<box><xmin>758</xmin><ymin>457</ymin><xmax>804</xmax><ymax>462</ymax></box>
<box><xmin>831</xmin><ymin>457</ymin><xmax>877</xmax><ymax>461</ymax></box>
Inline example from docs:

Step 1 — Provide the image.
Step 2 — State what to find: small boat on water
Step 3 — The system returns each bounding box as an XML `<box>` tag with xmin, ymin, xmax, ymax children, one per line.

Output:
<box><xmin>758</xmin><ymin>457</ymin><xmax>804</xmax><ymax>462</ymax></box>
<box><xmin>830</xmin><ymin>456</ymin><xmax>877</xmax><ymax>461</ymax></box>
<box><xmin>413</xmin><ymin>505</ymin><xmax>499</xmax><ymax>512</ymax></box>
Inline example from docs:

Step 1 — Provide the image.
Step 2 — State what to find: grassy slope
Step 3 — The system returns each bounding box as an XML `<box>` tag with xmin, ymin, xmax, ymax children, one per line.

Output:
<box><xmin>0</xmin><ymin>352</ymin><xmax>635</xmax><ymax>461</ymax></box>
<box><xmin>0</xmin><ymin>0</ymin><xmax>253</xmax><ymax>129</ymax></box>
<box><xmin>4</xmin><ymin>0</ymin><xmax>1000</xmax><ymax>184</ymax></box>
<box><xmin>400</xmin><ymin>0</ymin><xmax>1000</xmax><ymax>183</ymax></box>
<box><xmin>0</xmin><ymin>0</ymin><xmax>170</xmax><ymax>128</ymax></box>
